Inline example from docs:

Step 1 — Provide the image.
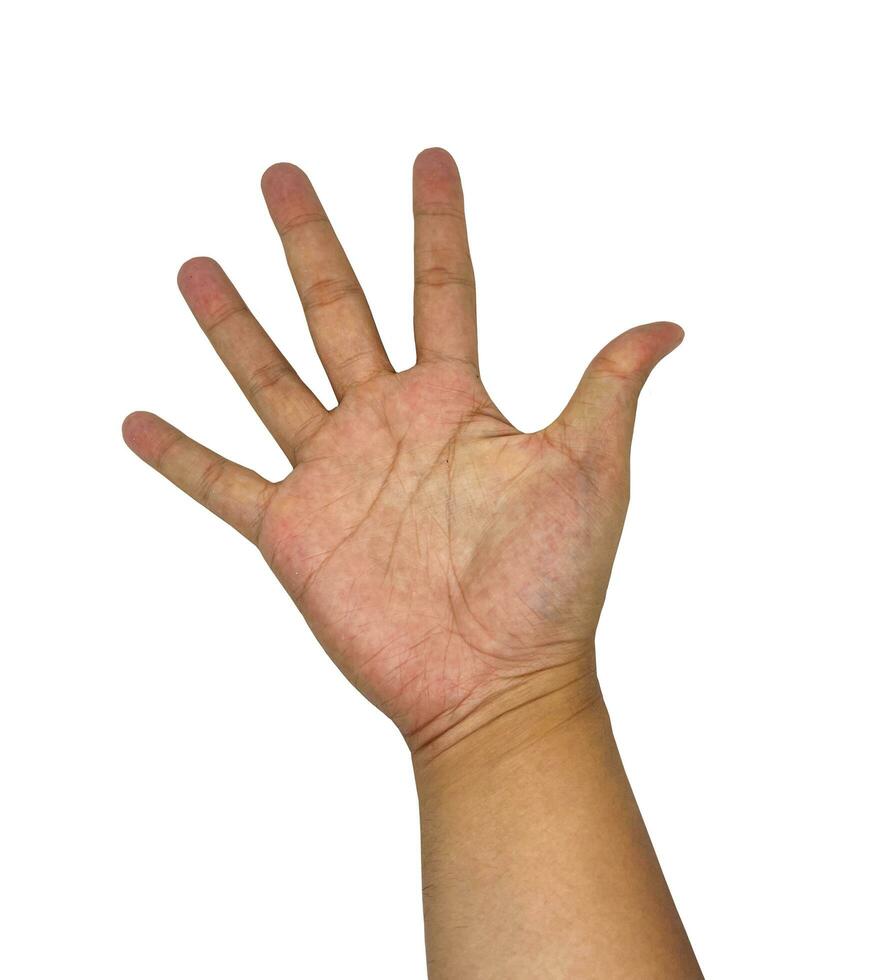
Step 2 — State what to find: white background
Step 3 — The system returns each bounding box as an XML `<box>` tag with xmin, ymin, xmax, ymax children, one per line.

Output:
<box><xmin>2</xmin><ymin>2</ymin><xmax>886</xmax><ymax>977</ymax></box>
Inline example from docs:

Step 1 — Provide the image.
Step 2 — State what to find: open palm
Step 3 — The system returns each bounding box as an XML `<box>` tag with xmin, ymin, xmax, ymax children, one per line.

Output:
<box><xmin>123</xmin><ymin>149</ymin><xmax>682</xmax><ymax>748</ymax></box>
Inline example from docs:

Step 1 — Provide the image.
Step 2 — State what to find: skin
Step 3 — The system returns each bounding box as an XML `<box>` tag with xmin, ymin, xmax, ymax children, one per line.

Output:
<box><xmin>123</xmin><ymin>148</ymin><xmax>701</xmax><ymax>977</ymax></box>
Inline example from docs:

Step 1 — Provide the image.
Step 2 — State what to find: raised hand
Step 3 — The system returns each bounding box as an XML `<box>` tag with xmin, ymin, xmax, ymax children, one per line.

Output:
<box><xmin>122</xmin><ymin>149</ymin><xmax>683</xmax><ymax>752</ymax></box>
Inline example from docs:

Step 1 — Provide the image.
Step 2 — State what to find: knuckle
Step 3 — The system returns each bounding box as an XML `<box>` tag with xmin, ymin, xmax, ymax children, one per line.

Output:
<box><xmin>300</xmin><ymin>276</ymin><xmax>363</xmax><ymax>314</ymax></box>
<box><xmin>413</xmin><ymin>203</ymin><xmax>466</xmax><ymax>220</ymax></box>
<box><xmin>587</xmin><ymin>356</ymin><xmax>641</xmax><ymax>385</ymax></box>
<box><xmin>244</xmin><ymin>359</ymin><xmax>291</xmax><ymax>400</ymax></box>
<box><xmin>278</xmin><ymin>212</ymin><xmax>330</xmax><ymax>237</ymax></box>
<box><xmin>414</xmin><ymin>264</ymin><xmax>475</xmax><ymax>290</ymax></box>
<box><xmin>153</xmin><ymin>431</ymin><xmax>186</xmax><ymax>472</ymax></box>
<box><xmin>202</xmin><ymin>303</ymin><xmax>248</xmax><ymax>336</ymax></box>
<box><xmin>194</xmin><ymin>457</ymin><xmax>228</xmax><ymax>506</ymax></box>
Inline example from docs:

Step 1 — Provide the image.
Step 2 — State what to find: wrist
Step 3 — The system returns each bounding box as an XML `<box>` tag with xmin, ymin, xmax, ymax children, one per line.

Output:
<box><xmin>410</xmin><ymin>658</ymin><xmax>609</xmax><ymax>793</ymax></box>
<box><xmin>409</xmin><ymin>658</ymin><xmax>701</xmax><ymax>980</ymax></box>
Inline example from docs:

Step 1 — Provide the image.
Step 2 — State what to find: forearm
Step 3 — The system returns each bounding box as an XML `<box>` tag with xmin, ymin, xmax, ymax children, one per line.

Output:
<box><xmin>412</xmin><ymin>662</ymin><xmax>701</xmax><ymax>979</ymax></box>
<box><xmin>123</xmin><ymin>144</ymin><xmax>697</xmax><ymax>977</ymax></box>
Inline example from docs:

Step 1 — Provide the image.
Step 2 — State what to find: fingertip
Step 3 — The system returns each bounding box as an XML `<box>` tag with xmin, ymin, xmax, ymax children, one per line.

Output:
<box><xmin>626</xmin><ymin>321</ymin><xmax>686</xmax><ymax>361</ymax></box>
<box><xmin>261</xmin><ymin>163</ymin><xmax>319</xmax><ymax>232</ymax></box>
<box><xmin>261</xmin><ymin>161</ymin><xmax>307</xmax><ymax>197</ymax></box>
<box><xmin>586</xmin><ymin>321</ymin><xmax>686</xmax><ymax>389</ymax></box>
<box><xmin>415</xmin><ymin>146</ymin><xmax>455</xmax><ymax>165</ymax></box>
<box><xmin>177</xmin><ymin>256</ymin><xmax>223</xmax><ymax>292</ymax></box>
<box><xmin>122</xmin><ymin>411</ymin><xmax>155</xmax><ymax>452</ymax></box>
<box><xmin>653</xmin><ymin>320</ymin><xmax>685</xmax><ymax>349</ymax></box>
<box><xmin>413</xmin><ymin>147</ymin><xmax>460</xmax><ymax>181</ymax></box>
<box><xmin>123</xmin><ymin>409</ymin><xmax>147</xmax><ymax>436</ymax></box>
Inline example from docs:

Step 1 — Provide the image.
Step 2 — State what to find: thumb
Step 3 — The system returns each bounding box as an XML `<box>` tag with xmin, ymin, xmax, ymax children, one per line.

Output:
<box><xmin>555</xmin><ymin>320</ymin><xmax>684</xmax><ymax>454</ymax></box>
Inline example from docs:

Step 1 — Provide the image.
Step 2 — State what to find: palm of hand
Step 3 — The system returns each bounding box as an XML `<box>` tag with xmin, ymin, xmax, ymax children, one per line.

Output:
<box><xmin>124</xmin><ymin>149</ymin><xmax>682</xmax><ymax>745</ymax></box>
<box><xmin>262</xmin><ymin>363</ymin><xmax>620</xmax><ymax>741</ymax></box>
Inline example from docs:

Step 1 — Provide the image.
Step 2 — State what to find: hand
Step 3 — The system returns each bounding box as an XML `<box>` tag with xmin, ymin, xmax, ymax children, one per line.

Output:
<box><xmin>123</xmin><ymin>148</ymin><xmax>683</xmax><ymax>751</ymax></box>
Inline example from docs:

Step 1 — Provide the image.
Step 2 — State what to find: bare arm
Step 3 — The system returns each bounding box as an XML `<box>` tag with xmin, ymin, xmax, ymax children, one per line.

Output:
<box><xmin>415</xmin><ymin>666</ymin><xmax>700</xmax><ymax>978</ymax></box>
<box><xmin>123</xmin><ymin>148</ymin><xmax>699</xmax><ymax>977</ymax></box>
